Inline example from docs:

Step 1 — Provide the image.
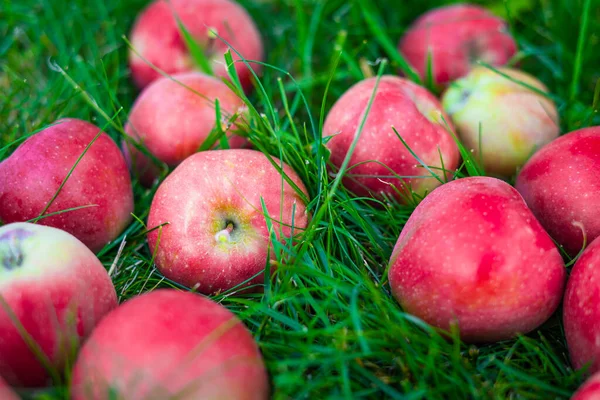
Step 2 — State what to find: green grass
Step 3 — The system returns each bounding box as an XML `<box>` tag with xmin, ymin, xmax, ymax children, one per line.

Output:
<box><xmin>1</xmin><ymin>0</ymin><xmax>600</xmax><ymax>398</ymax></box>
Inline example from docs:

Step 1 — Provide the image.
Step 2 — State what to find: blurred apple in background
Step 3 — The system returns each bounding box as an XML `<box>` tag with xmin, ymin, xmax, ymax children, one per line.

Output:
<box><xmin>123</xmin><ymin>72</ymin><xmax>249</xmax><ymax>186</ymax></box>
<box><xmin>128</xmin><ymin>0</ymin><xmax>264</xmax><ymax>92</ymax></box>
<box><xmin>563</xmin><ymin>236</ymin><xmax>600</xmax><ymax>376</ymax></box>
<box><xmin>323</xmin><ymin>75</ymin><xmax>459</xmax><ymax>203</ymax></box>
<box><xmin>398</xmin><ymin>3</ymin><xmax>517</xmax><ymax>86</ymax></box>
<box><xmin>516</xmin><ymin>126</ymin><xmax>600</xmax><ymax>255</ymax></box>
<box><xmin>0</xmin><ymin>223</ymin><xmax>117</xmax><ymax>388</ymax></box>
<box><xmin>388</xmin><ymin>176</ymin><xmax>566</xmax><ymax>343</ymax></box>
<box><xmin>442</xmin><ymin>66</ymin><xmax>559</xmax><ymax>176</ymax></box>
<box><xmin>0</xmin><ymin>118</ymin><xmax>134</xmax><ymax>253</ymax></box>
<box><xmin>71</xmin><ymin>289</ymin><xmax>269</xmax><ymax>400</ymax></box>
<box><xmin>147</xmin><ymin>149</ymin><xmax>310</xmax><ymax>294</ymax></box>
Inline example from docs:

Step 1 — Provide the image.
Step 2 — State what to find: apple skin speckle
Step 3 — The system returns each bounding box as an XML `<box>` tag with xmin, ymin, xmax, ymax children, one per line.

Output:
<box><xmin>516</xmin><ymin>126</ymin><xmax>600</xmax><ymax>256</ymax></box>
<box><xmin>388</xmin><ymin>176</ymin><xmax>565</xmax><ymax>343</ymax></box>
<box><xmin>147</xmin><ymin>149</ymin><xmax>310</xmax><ymax>294</ymax></box>
<box><xmin>0</xmin><ymin>118</ymin><xmax>134</xmax><ymax>253</ymax></box>
<box><xmin>564</xmin><ymin>236</ymin><xmax>600</xmax><ymax>375</ymax></box>
<box><xmin>323</xmin><ymin>75</ymin><xmax>459</xmax><ymax>203</ymax></box>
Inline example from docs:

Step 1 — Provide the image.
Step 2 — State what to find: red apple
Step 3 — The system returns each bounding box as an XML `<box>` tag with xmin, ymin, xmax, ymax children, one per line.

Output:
<box><xmin>0</xmin><ymin>118</ymin><xmax>134</xmax><ymax>253</ymax></box>
<box><xmin>124</xmin><ymin>72</ymin><xmax>248</xmax><ymax>186</ymax></box>
<box><xmin>128</xmin><ymin>0</ymin><xmax>264</xmax><ymax>91</ymax></box>
<box><xmin>322</xmin><ymin>75</ymin><xmax>459</xmax><ymax>203</ymax></box>
<box><xmin>515</xmin><ymin>126</ymin><xmax>600</xmax><ymax>255</ymax></box>
<box><xmin>572</xmin><ymin>372</ymin><xmax>600</xmax><ymax>400</ymax></box>
<box><xmin>71</xmin><ymin>289</ymin><xmax>269</xmax><ymax>400</ymax></box>
<box><xmin>0</xmin><ymin>376</ymin><xmax>19</xmax><ymax>400</ymax></box>
<box><xmin>564</xmin><ymin>236</ymin><xmax>600</xmax><ymax>376</ymax></box>
<box><xmin>441</xmin><ymin>66</ymin><xmax>559</xmax><ymax>176</ymax></box>
<box><xmin>0</xmin><ymin>222</ymin><xmax>117</xmax><ymax>388</ymax></box>
<box><xmin>147</xmin><ymin>149</ymin><xmax>309</xmax><ymax>294</ymax></box>
<box><xmin>398</xmin><ymin>4</ymin><xmax>517</xmax><ymax>85</ymax></box>
<box><xmin>388</xmin><ymin>176</ymin><xmax>566</xmax><ymax>342</ymax></box>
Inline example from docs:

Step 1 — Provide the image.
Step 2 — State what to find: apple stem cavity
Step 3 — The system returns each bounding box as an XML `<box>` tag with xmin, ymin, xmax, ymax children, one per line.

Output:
<box><xmin>0</xmin><ymin>229</ymin><xmax>33</xmax><ymax>270</ymax></box>
<box><xmin>446</xmin><ymin>88</ymin><xmax>472</xmax><ymax>116</ymax></box>
<box><xmin>215</xmin><ymin>221</ymin><xmax>236</xmax><ymax>244</ymax></box>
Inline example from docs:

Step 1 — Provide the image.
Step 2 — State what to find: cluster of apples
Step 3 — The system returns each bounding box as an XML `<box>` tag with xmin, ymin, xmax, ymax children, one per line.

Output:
<box><xmin>0</xmin><ymin>0</ymin><xmax>297</xmax><ymax>398</ymax></box>
<box><xmin>1</xmin><ymin>0</ymin><xmax>599</xmax><ymax>398</ymax></box>
<box><xmin>322</xmin><ymin>2</ymin><xmax>600</xmax><ymax>397</ymax></box>
<box><xmin>325</xmin><ymin>4</ymin><xmax>559</xmax><ymax>201</ymax></box>
<box><xmin>0</xmin><ymin>224</ymin><xmax>268</xmax><ymax>398</ymax></box>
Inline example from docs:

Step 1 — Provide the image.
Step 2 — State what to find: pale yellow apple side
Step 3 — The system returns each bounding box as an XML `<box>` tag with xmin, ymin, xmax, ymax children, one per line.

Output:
<box><xmin>442</xmin><ymin>66</ymin><xmax>559</xmax><ymax>176</ymax></box>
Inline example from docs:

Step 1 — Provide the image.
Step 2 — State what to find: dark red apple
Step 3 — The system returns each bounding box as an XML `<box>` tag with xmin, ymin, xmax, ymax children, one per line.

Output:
<box><xmin>0</xmin><ymin>118</ymin><xmax>134</xmax><ymax>253</ymax></box>
<box><xmin>388</xmin><ymin>176</ymin><xmax>566</xmax><ymax>342</ymax></box>
<box><xmin>515</xmin><ymin>126</ymin><xmax>600</xmax><ymax>255</ymax></box>
<box><xmin>71</xmin><ymin>289</ymin><xmax>269</xmax><ymax>400</ymax></box>
<box><xmin>0</xmin><ymin>222</ymin><xmax>117</xmax><ymax>388</ymax></box>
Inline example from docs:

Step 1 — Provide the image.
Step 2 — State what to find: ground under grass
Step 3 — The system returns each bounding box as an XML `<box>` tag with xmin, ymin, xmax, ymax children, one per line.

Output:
<box><xmin>1</xmin><ymin>0</ymin><xmax>600</xmax><ymax>398</ymax></box>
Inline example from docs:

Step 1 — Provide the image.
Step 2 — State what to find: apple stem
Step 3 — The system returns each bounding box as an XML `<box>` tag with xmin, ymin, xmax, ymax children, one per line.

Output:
<box><xmin>214</xmin><ymin>222</ymin><xmax>235</xmax><ymax>244</ymax></box>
